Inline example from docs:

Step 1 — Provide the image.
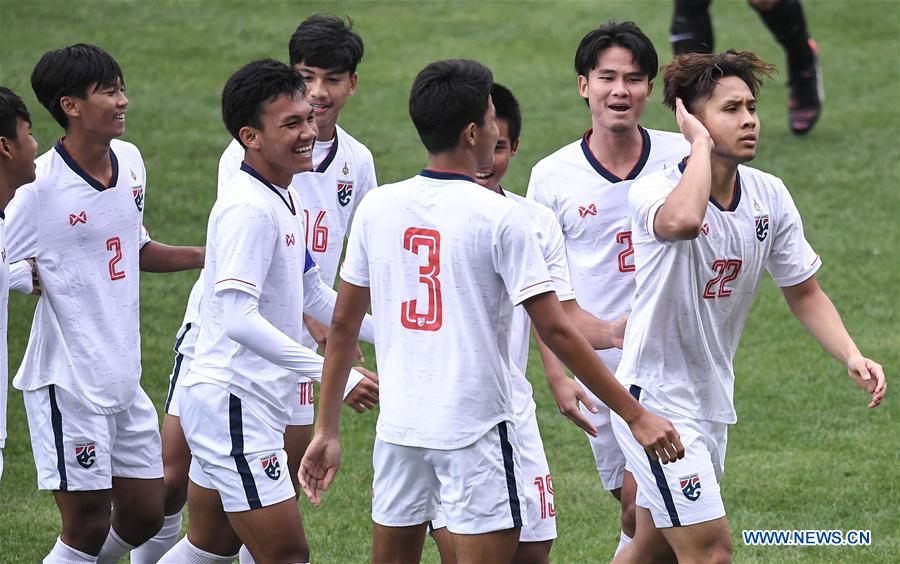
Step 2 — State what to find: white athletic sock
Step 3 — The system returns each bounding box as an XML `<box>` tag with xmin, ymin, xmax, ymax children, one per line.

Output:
<box><xmin>158</xmin><ymin>537</ymin><xmax>237</xmax><ymax>564</ymax></box>
<box><xmin>96</xmin><ymin>527</ymin><xmax>134</xmax><ymax>563</ymax></box>
<box><xmin>43</xmin><ymin>537</ymin><xmax>97</xmax><ymax>563</ymax></box>
<box><xmin>130</xmin><ymin>510</ymin><xmax>184</xmax><ymax>564</ymax></box>
<box><xmin>238</xmin><ymin>545</ymin><xmax>255</xmax><ymax>563</ymax></box>
<box><xmin>614</xmin><ymin>529</ymin><xmax>633</xmax><ymax>556</ymax></box>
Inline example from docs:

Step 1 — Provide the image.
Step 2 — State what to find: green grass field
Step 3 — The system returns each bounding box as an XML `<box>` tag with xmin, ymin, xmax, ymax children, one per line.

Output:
<box><xmin>1</xmin><ymin>1</ymin><xmax>897</xmax><ymax>562</ymax></box>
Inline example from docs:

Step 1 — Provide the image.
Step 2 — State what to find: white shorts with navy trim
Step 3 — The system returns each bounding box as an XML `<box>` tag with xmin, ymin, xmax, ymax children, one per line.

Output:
<box><xmin>24</xmin><ymin>385</ymin><xmax>163</xmax><ymax>491</ymax></box>
<box><xmin>181</xmin><ymin>382</ymin><xmax>294</xmax><ymax>512</ymax></box>
<box><xmin>164</xmin><ymin>321</ymin><xmax>196</xmax><ymax>417</ymax></box>
<box><xmin>430</xmin><ymin>411</ymin><xmax>556</xmax><ymax>542</ymax></box>
<box><xmin>373</xmin><ymin>421</ymin><xmax>526</xmax><ymax>535</ymax></box>
<box><xmin>611</xmin><ymin>385</ymin><xmax>727</xmax><ymax>528</ymax></box>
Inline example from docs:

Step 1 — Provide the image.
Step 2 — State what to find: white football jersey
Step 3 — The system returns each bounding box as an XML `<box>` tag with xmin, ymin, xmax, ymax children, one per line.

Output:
<box><xmin>185</xmin><ymin>164</ymin><xmax>313</xmax><ymax>429</ymax></box>
<box><xmin>619</xmin><ymin>161</ymin><xmax>821</xmax><ymax>423</ymax></box>
<box><xmin>341</xmin><ymin>171</ymin><xmax>556</xmax><ymax>450</ymax></box>
<box><xmin>6</xmin><ymin>140</ymin><xmax>150</xmax><ymax>413</ymax></box>
<box><xmin>0</xmin><ymin>218</ymin><xmax>9</xmax><ymax>449</ymax></box>
<box><xmin>504</xmin><ymin>191</ymin><xmax>575</xmax><ymax>420</ymax></box>
<box><xmin>527</xmin><ymin>127</ymin><xmax>689</xmax><ymax>372</ymax></box>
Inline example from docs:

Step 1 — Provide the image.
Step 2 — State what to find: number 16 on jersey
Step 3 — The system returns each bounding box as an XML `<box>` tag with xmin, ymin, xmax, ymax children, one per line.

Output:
<box><xmin>400</xmin><ymin>227</ymin><xmax>442</xmax><ymax>331</ymax></box>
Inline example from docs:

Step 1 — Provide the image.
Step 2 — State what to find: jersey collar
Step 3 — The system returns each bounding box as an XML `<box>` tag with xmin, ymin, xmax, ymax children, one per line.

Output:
<box><xmin>677</xmin><ymin>157</ymin><xmax>742</xmax><ymax>212</ymax></box>
<box><xmin>313</xmin><ymin>130</ymin><xmax>339</xmax><ymax>173</ymax></box>
<box><xmin>55</xmin><ymin>139</ymin><xmax>119</xmax><ymax>192</ymax></box>
<box><xmin>419</xmin><ymin>169</ymin><xmax>477</xmax><ymax>184</ymax></box>
<box><xmin>240</xmin><ymin>162</ymin><xmax>297</xmax><ymax>215</ymax></box>
<box><xmin>580</xmin><ymin>126</ymin><xmax>651</xmax><ymax>184</ymax></box>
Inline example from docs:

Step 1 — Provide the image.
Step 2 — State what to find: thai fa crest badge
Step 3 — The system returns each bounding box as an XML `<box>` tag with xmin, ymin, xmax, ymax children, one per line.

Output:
<box><xmin>74</xmin><ymin>441</ymin><xmax>97</xmax><ymax>469</ymax></box>
<box><xmin>261</xmin><ymin>453</ymin><xmax>282</xmax><ymax>480</ymax></box>
<box><xmin>680</xmin><ymin>473</ymin><xmax>702</xmax><ymax>501</ymax></box>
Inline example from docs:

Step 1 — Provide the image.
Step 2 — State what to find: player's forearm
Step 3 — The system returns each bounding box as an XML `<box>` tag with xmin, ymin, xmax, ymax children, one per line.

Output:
<box><xmin>783</xmin><ymin>279</ymin><xmax>861</xmax><ymax>367</ymax></box>
<box><xmin>316</xmin><ymin>321</ymin><xmax>361</xmax><ymax>436</ymax></box>
<box><xmin>537</xmin><ymin>319</ymin><xmax>642</xmax><ymax>423</ymax></box>
<box><xmin>534</xmin><ymin>326</ymin><xmax>569</xmax><ymax>384</ymax></box>
<box><xmin>655</xmin><ymin>138</ymin><xmax>713</xmax><ymax>240</ymax></box>
<box><xmin>564</xmin><ymin>301</ymin><xmax>615</xmax><ymax>350</ymax></box>
<box><xmin>139</xmin><ymin>241</ymin><xmax>205</xmax><ymax>272</ymax></box>
<box><xmin>303</xmin><ymin>269</ymin><xmax>375</xmax><ymax>344</ymax></box>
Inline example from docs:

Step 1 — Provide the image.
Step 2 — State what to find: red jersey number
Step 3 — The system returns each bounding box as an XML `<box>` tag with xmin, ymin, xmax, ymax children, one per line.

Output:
<box><xmin>304</xmin><ymin>209</ymin><xmax>328</xmax><ymax>253</ymax></box>
<box><xmin>534</xmin><ymin>474</ymin><xmax>556</xmax><ymax>519</ymax></box>
<box><xmin>106</xmin><ymin>236</ymin><xmax>126</xmax><ymax>280</ymax></box>
<box><xmin>703</xmin><ymin>259</ymin><xmax>742</xmax><ymax>299</ymax></box>
<box><xmin>400</xmin><ymin>227</ymin><xmax>442</xmax><ymax>331</ymax></box>
<box><xmin>616</xmin><ymin>231</ymin><xmax>635</xmax><ymax>273</ymax></box>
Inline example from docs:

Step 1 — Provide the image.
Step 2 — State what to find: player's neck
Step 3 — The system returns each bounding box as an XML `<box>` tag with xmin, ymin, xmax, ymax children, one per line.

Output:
<box><xmin>243</xmin><ymin>152</ymin><xmax>292</xmax><ymax>189</ymax></box>
<box><xmin>709</xmin><ymin>154</ymin><xmax>739</xmax><ymax>207</ymax></box>
<box><xmin>426</xmin><ymin>152</ymin><xmax>477</xmax><ymax>180</ymax></box>
<box><xmin>316</xmin><ymin>121</ymin><xmax>337</xmax><ymax>144</ymax></box>
<box><xmin>588</xmin><ymin>125</ymin><xmax>644</xmax><ymax>178</ymax></box>
<box><xmin>61</xmin><ymin>130</ymin><xmax>115</xmax><ymax>184</ymax></box>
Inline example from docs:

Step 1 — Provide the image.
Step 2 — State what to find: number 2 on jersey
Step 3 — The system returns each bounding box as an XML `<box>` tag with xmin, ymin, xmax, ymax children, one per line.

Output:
<box><xmin>616</xmin><ymin>231</ymin><xmax>635</xmax><ymax>273</ymax></box>
<box><xmin>106</xmin><ymin>236</ymin><xmax>126</xmax><ymax>280</ymax></box>
<box><xmin>400</xmin><ymin>227</ymin><xmax>442</xmax><ymax>331</ymax></box>
<box><xmin>703</xmin><ymin>259</ymin><xmax>742</xmax><ymax>299</ymax></box>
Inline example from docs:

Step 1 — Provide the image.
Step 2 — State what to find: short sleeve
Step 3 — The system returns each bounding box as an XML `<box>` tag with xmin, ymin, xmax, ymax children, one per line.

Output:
<box><xmin>526</xmin><ymin>165</ymin><xmax>552</xmax><ymax>210</ymax></box>
<box><xmin>493</xmin><ymin>205</ymin><xmax>555</xmax><ymax>306</ymax></box>
<box><xmin>5</xmin><ymin>183</ymin><xmax>40</xmax><ymax>262</ymax></box>
<box><xmin>212</xmin><ymin>201</ymin><xmax>277</xmax><ymax>298</ymax></box>
<box><xmin>766</xmin><ymin>182</ymin><xmax>821</xmax><ymax>287</ymax></box>
<box><xmin>628</xmin><ymin>174</ymin><xmax>674</xmax><ymax>243</ymax></box>
<box><xmin>348</xmin><ymin>153</ymin><xmax>378</xmax><ymax>229</ymax></box>
<box><xmin>339</xmin><ymin>197</ymin><xmax>370</xmax><ymax>288</ymax></box>
<box><xmin>217</xmin><ymin>140</ymin><xmax>243</xmax><ymax>197</ymax></box>
<box><xmin>538</xmin><ymin>207</ymin><xmax>575</xmax><ymax>301</ymax></box>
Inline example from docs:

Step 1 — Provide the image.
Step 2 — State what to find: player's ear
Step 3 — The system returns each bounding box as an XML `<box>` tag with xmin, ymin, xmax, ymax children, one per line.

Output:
<box><xmin>239</xmin><ymin>126</ymin><xmax>261</xmax><ymax>150</ymax></box>
<box><xmin>59</xmin><ymin>96</ymin><xmax>80</xmax><ymax>120</ymax></box>
<box><xmin>578</xmin><ymin>74</ymin><xmax>589</xmax><ymax>100</ymax></box>
<box><xmin>462</xmin><ymin>121</ymin><xmax>477</xmax><ymax>148</ymax></box>
<box><xmin>647</xmin><ymin>80</ymin><xmax>654</xmax><ymax>98</ymax></box>
<box><xmin>348</xmin><ymin>72</ymin><xmax>358</xmax><ymax>96</ymax></box>
<box><xmin>510</xmin><ymin>138</ymin><xmax>520</xmax><ymax>156</ymax></box>
<box><xmin>0</xmin><ymin>136</ymin><xmax>11</xmax><ymax>160</ymax></box>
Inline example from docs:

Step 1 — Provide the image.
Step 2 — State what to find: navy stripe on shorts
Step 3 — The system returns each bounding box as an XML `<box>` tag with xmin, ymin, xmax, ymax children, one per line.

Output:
<box><xmin>164</xmin><ymin>322</ymin><xmax>192</xmax><ymax>413</ymax></box>
<box><xmin>497</xmin><ymin>421</ymin><xmax>523</xmax><ymax>528</ymax></box>
<box><xmin>629</xmin><ymin>385</ymin><xmax>681</xmax><ymax>527</ymax></box>
<box><xmin>229</xmin><ymin>393</ymin><xmax>262</xmax><ymax>509</ymax></box>
<box><xmin>48</xmin><ymin>385</ymin><xmax>68</xmax><ymax>491</ymax></box>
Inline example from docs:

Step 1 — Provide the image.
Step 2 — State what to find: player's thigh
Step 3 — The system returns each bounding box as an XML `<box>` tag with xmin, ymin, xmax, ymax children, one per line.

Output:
<box><xmin>515</xmin><ymin>411</ymin><xmax>556</xmax><ymax>544</ymax></box>
<box><xmin>181</xmin><ymin>383</ymin><xmax>294</xmax><ymax>514</ymax></box>
<box><xmin>372</xmin><ymin>523</ymin><xmax>429</xmax><ymax>564</ymax></box>
<box><xmin>660</xmin><ymin>516</ymin><xmax>732</xmax><ymax>564</ymax></box>
<box><xmin>576</xmin><ymin>378</ymin><xmax>626</xmax><ymax>491</ymax></box>
<box><xmin>228</xmin><ymin>497</ymin><xmax>308</xmax><ymax>562</ymax></box>
<box><xmin>428</xmin><ymin>520</ymin><xmax>457</xmax><ymax>564</ymax></box>
<box><xmin>614</xmin><ymin>506</ymin><xmax>676</xmax><ymax>564</ymax></box>
<box><xmin>436</xmin><ymin>422</ymin><xmax>525</xmax><ymax>537</ymax></box>
<box><xmin>452</xmin><ymin>528</ymin><xmax>519</xmax><ymax>564</ymax></box>
<box><xmin>161</xmin><ymin>414</ymin><xmax>191</xmax><ymax>511</ymax></box>
<box><xmin>371</xmin><ymin>438</ymin><xmax>440</xmax><ymax>528</ymax></box>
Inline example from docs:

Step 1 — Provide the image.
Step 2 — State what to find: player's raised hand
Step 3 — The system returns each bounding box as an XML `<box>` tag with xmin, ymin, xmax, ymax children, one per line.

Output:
<box><xmin>628</xmin><ymin>410</ymin><xmax>684</xmax><ymax>464</ymax></box>
<box><xmin>298</xmin><ymin>434</ymin><xmax>342</xmax><ymax>507</ymax></box>
<box><xmin>548</xmin><ymin>375</ymin><xmax>599</xmax><ymax>437</ymax></box>
<box><xmin>344</xmin><ymin>367</ymin><xmax>379</xmax><ymax>413</ymax></box>
<box><xmin>610</xmin><ymin>315</ymin><xmax>628</xmax><ymax>349</ymax></box>
<box><xmin>846</xmin><ymin>354</ymin><xmax>886</xmax><ymax>408</ymax></box>
<box><xmin>675</xmin><ymin>97</ymin><xmax>713</xmax><ymax>149</ymax></box>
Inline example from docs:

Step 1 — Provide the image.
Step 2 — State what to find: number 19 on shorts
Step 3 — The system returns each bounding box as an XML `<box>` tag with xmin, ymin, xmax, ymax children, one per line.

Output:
<box><xmin>400</xmin><ymin>227</ymin><xmax>442</xmax><ymax>331</ymax></box>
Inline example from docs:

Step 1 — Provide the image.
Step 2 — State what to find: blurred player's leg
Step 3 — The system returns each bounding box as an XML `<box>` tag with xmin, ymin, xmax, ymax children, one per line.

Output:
<box><xmin>671</xmin><ymin>0</ymin><xmax>714</xmax><ymax>54</ymax></box>
<box><xmin>748</xmin><ymin>0</ymin><xmax>822</xmax><ymax>134</ymax></box>
<box><xmin>612</xmin><ymin>507</ymin><xmax>676</xmax><ymax>564</ymax></box>
<box><xmin>52</xmin><ymin>490</ymin><xmax>113</xmax><ymax>557</ymax></box>
<box><xmin>159</xmin><ymin>480</ymin><xmax>240</xmax><ymax>563</ymax></box>
<box><xmin>616</xmin><ymin>471</ymin><xmax>638</xmax><ymax>555</ymax></box>
<box><xmin>373</xmin><ymin>524</ymin><xmax>429</xmax><ymax>562</ymax></box>
<box><xmin>429</xmin><ymin>519</ymin><xmax>457</xmax><ymax>563</ymax></box>
<box><xmin>454</xmin><ymin>529</ymin><xmax>519</xmax><ymax>563</ymax></box>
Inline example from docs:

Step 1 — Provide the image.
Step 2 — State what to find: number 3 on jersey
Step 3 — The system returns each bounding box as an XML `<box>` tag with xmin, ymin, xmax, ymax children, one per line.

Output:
<box><xmin>400</xmin><ymin>227</ymin><xmax>442</xmax><ymax>331</ymax></box>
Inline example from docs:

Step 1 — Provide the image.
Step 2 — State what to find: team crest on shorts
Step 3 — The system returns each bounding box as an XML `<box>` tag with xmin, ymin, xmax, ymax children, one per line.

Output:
<box><xmin>679</xmin><ymin>473</ymin><xmax>701</xmax><ymax>501</ymax></box>
<box><xmin>260</xmin><ymin>453</ymin><xmax>281</xmax><ymax>480</ymax></box>
<box><xmin>74</xmin><ymin>441</ymin><xmax>97</xmax><ymax>469</ymax></box>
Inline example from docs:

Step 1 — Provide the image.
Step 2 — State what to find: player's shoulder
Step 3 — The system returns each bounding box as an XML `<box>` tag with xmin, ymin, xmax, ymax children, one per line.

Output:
<box><xmin>110</xmin><ymin>139</ymin><xmax>143</xmax><ymax>162</ymax></box>
<box><xmin>531</xmin><ymin>137</ymin><xmax>584</xmax><ymax>174</ymax></box>
<box><xmin>736</xmin><ymin>164</ymin><xmax>791</xmax><ymax>202</ymax></box>
<box><xmin>220</xmin><ymin>137</ymin><xmax>243</xmax><ymax>160</ymax></box>
<box><xmin>335</xmin><ymin>124</ymin><xmax>375</xmax><ymax>163</ymax></box>
<box><xmin>629</xmin><ymin>165</ymin><xmax>680</xmax><ymax>200</ymax></box>
<box><xmin>505</xmin><ymin>190</ymin><xmax>554</xmax><ymax>221</ymax></box>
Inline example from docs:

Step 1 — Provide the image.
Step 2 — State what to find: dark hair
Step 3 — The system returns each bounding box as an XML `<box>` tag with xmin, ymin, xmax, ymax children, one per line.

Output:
<box><xmin>491</xmin><ymin>83</ymin><xmax>521</xmax><ymax>143</ymax></box>
<box><xmin>0</xmin><ymin>86</ymin><xmax>31</xmax><ymax>140</ymax></box>
<box><xmin>289</xmin><ymin>14</ymin><xmax>364</xmax><ymax>73</ymax></box>
<box><xmin>663</xmin><ymin>50</ymin><xmax>775</xmax><ymax>111</ymax></box>
<box><xmin>409</xmin><ymin>59</ymin><xmax>493</xmax><ymax>154</ymax></box>
<box><xmin>574</xmin><ymin>21</ymin><xmax>658</xmax><ymax>79</ymax></box>
<box><xmin>31</xmin><ymin>44</ymin><xmax>123</xmax><ymax>129</ymax></box>
<box><xmin>221</xmin><ymin>59</ymin><xmax>307</xmax><ymax>147</ymax></box>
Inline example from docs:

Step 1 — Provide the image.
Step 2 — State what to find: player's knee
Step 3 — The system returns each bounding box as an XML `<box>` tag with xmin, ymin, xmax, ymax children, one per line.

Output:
<box><xmin>513</xmin><ymin>539</ymin><xmax>552</xmax><ymax>564</ymax></box>
<box><xmin>620</xmin><ymin>498</ymin><xmax>637</xmax><ymax>538</ymax></box>
<box><xmin>162</xmin><ymin>471</ymin><xmax>189</xmax><ymax>514</ymax></box>
<box><xmin>703</xmin><ymin>535</ymin><xmax>733</xmax><ymax>564</ymax></box>
<box><xmin>116</xmin><ymin>503</ymin><xmax>165</xmax><ymax>545</ymax></box>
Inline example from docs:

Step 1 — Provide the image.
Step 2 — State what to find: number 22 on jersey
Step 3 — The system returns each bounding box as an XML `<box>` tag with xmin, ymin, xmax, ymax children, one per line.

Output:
<box><xmin>400</xmin><ymin>227</ymin><xmax>442</xmax><ymax>331</ymax></box>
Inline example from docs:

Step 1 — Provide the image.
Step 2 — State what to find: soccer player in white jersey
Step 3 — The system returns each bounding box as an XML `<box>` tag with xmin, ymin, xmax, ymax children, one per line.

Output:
<box><xmin>158</xmin><ymin>59</ymin><xmax>371</xmax><ymax>564</ymax></box>
<box><xmin>4</xmin><ymin>44</ymin><xmax>205</xmax><ymax>563</ymax></box>
<box><xmin>526</xmin><ymin>21</ymin><xmax>690</xmax><ymax>554</ymax></box>
<box><xmin>0</xmin><ymin>87</ymin><xmax>38</xmax><ymax>482</ymax></box>
<box><xmin>428</xmin><ymin>83</ymin><xmax>629</xmax><ymax>564</ymax></box>
<box><xmin>611</xmin><ymin>50</ymin><xmax>886</xmax><ymax>564</ymax></box>
<box><xmin>300</xmin><ymin>59</ymin><xmax>683</xmax><ymax>563</ymax></box>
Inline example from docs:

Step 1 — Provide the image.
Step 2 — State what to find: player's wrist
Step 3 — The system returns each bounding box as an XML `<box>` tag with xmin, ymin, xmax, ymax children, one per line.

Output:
<box><xmin>691</xmin><ymin>136</ymin><xmax>714</xmax><ymax>152</ymax></box>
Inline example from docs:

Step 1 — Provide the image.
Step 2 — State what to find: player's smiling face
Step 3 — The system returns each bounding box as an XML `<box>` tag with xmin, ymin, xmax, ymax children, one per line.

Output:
<box><xmin>254</xmin><ymin>91</ymin><xmax>318</xmax><ymax>182</ymax></box>
<box><xmin>295</xmin><ymin>63</ymin><xmax>357</xmax><ymax>141</ymax></box>
<box><xmin>579</xmin><ymin>46</ymin><xmax>652</xmax><ymax>134</ymax></box>
<box><xmin>696</xmin><ymin>76</ymin><xmax>760</xmax><ymax>164</ymax></box>
<box><xmin>67</xmin><ymin>78</ymin><xmax>128</xmax><ymax>140</ymax></box>
<box><xmin>475</xmin><ymin>117</ymin><xmax>517</xmax><ymax>192</ymax></box>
